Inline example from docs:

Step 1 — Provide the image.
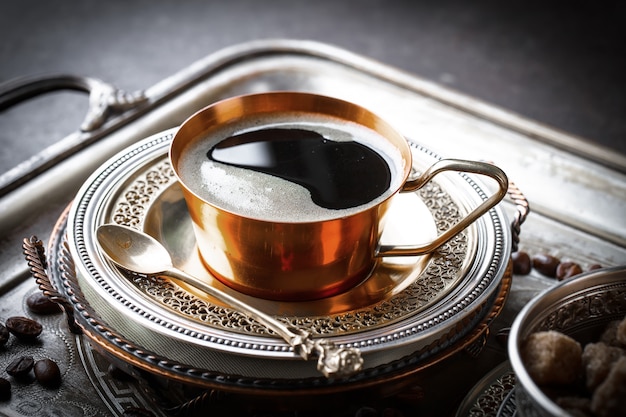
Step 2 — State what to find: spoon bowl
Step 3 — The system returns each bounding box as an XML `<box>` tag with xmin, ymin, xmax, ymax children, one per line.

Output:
<box><xmin>96</xmin><ymin>224</ymin><xmax>172</xmax><ymax>275</ymax></box>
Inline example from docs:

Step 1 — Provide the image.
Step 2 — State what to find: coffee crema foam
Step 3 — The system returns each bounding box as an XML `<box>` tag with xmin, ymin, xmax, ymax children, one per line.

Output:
<box><xmin>177</xmin><ymin>113</ymin><xmax>405</xmax><ymax>222</ymax></box>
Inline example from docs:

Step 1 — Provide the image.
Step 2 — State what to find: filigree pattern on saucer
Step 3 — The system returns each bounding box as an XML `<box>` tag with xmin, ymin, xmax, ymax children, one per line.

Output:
<box><xmin>108</xmin><ymin>156</ymin><xmax>469</xmax><ymax>337</ymax></box>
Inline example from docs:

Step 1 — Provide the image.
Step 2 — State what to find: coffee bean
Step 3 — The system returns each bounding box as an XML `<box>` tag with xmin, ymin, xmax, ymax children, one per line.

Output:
<box><xmin>5</xmin><ymin>316</ymin><xmax>43</xmax><ymax>341</ymax></box>
<box><xmin>34</xmin><ymin>359</ymin><xmax>61</xmax><ymax>388</ymax></box>
<box><xmin>556</xmin><ymin>262</ymin><xmax>583</xmax><ymax>281</ymax></box>
<box><xmin>589</xmin><ymin>264</ymin><xmax>603</xmax><ymax>271</ymax></box>
<box><xmin>26</xmin><ymin>292</ymin><xmax>61</xmax><ymax>315</ymax></box>
<box><xmin>6</xmin><ymin>356</ymin><xmax>34</xmax><ymax>379</ymax></box>
<box><xmin>0</xmin><ymin>323</ymin><xmax>9</xmax><ymax>346</ymax></box>
<box><xmin>512</xmin><ymin>251</ymin><xmax>531</xmax><ymax>275</ymax></box>
<box><xmin>0</xmin><ymin>378</ymin><xmax>10</xmax><ymax>401</ymax></box>
<box><xmin>532</xmin><ymin>254</ymin><xmax>560</xmax><ymax>277</ymax></box>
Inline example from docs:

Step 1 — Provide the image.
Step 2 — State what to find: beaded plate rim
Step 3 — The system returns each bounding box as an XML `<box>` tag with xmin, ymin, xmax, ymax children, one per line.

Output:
<box><xmin>65</xmin><ymin>128</ymin><xmax>509</xmax><ymax>359</ymax></box>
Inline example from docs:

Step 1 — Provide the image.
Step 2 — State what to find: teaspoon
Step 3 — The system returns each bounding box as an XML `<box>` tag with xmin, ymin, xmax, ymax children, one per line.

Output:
<box><xmin>95</xmin><ymin>223</ymin><xmax>363</xmax><ymax>378</ymax></box>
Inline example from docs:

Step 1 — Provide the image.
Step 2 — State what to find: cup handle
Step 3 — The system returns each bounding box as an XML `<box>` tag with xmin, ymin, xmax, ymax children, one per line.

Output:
<box><xmin>376</xmin><ymin>159</ymin><xmax>508</xmax><ymax>257</ymax></box>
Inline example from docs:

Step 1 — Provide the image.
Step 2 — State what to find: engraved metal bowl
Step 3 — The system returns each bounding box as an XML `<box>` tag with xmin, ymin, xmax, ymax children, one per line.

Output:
<box><xmin>508</xmin><ymin>265</ymin><xmax>626</xmax><ymax>417</ymax></box>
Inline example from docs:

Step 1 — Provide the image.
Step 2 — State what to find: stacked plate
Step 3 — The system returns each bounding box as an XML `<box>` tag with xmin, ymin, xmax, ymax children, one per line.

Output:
<box><xmin>47</xmin><ymin>128</ymin><xmax>511</xmax><ymax>399</ymax></box>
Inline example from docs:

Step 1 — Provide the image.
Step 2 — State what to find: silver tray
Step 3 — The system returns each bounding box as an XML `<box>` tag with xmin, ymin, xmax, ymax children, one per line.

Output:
<box><xmin>57</xmin><ymin>126</ymin><xmax>510</xmax><ymax>384</ymax></box>
<box><xmin>7</xmin><ymin>40</ymin><xmax>625</xmax><ymax>414</ymax></box>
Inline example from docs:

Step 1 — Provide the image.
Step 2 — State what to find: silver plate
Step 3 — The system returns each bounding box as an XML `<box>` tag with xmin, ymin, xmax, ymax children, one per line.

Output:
<box><xmin>64</xmin><ymin>128</ymin><xmax>510</xmax><ymax>380</ymax></box>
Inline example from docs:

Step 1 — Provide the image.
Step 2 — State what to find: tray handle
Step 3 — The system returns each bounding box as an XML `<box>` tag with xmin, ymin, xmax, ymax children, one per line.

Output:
<box><xmin>0</xmin><ymin>73</ymin><xmax>146</xmax><ymax>132</ymax></box>
<box><xmin>477</xmin><ymin>160</ymin><xmax>529</xmax><ymax>253</ymax></box>
<box><xmin>507</xmin><ymin>176</ymin><xmax>530</xmax><ymax>253</ymax></box>
<box><xmin>22</xmin><ymin>236</ymin><xmax>82</xmax><ymax>335</ymax></box>
<box><xmin>460</xmin><ymin>176</ymin><xmax>529</xmax><ymax>357</ymax></box>
<box><xmin>0</xmin><ymin>74</ymin><xmax>146</xmax><ymax>197</ymax></box>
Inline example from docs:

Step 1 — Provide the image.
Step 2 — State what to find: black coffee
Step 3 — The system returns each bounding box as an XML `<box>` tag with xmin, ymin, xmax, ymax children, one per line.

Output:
<box><xmin>177</xmin><ymin>115</ymin><xmax>403</xmax><ymax>222</ymax></box>
<box><xmin>207</xmin><ymin>128</ymin><xmax>392</xmax><ymax>210</ymax></box>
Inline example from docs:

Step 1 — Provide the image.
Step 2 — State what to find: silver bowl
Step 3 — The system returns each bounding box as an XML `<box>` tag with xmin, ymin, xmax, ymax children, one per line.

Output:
<box><xmin>508</xmin><ymin>265</ymin><xmax>626</xmax><ymax>417</ymax></box>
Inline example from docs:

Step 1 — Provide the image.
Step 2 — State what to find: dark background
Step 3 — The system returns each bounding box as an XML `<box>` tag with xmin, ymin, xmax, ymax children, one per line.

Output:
<box><xmin>1</xmin><ymin>0</ymin><xmax>625</xmax><ymax>175</ymax></box>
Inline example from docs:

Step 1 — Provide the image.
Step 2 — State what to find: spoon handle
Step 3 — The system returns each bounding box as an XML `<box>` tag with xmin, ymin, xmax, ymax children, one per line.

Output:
<box><xmin>165</xmin><ymin>267</ymin><xmax>363</xmax><ymax>378</ymax></box>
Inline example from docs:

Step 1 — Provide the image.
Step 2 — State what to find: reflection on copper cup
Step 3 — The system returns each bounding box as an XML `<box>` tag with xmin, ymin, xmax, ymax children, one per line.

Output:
<box><xmin>170</xmin><ymin>92</ymin><xmax>508</xmax><ymax>301</ymax></box>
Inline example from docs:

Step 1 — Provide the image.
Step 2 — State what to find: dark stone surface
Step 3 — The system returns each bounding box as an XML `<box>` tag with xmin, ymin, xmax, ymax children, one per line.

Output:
<box><xmin>1</xmin><ymin>0</ymin><xmax>625</xmax><ymax>174</ymax></box>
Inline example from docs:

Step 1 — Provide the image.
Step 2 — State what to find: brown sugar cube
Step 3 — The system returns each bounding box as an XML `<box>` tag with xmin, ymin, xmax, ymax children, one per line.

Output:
<box><xmin>591</xmin><ymin>356</ymin><xmax>626</xmax><ymax>417</ymax></box>
<box><xmin>599</xmin><ymin>320</ymin><xmax>621</xmax><ymax>346</ymax></box>
<box><xmin>582</xmin><ymin>342</ymin><xmax>624</xmax><ymax>390</ymax></box>
<box><xmin>521</xmin><ymin>330</ymin><xmax>583</xmax><ymax>386</ymax></box>
<box><xmin>601</xmin><ymin>317</ymin><xmax>626</xmax><ymax>348</ymax></box>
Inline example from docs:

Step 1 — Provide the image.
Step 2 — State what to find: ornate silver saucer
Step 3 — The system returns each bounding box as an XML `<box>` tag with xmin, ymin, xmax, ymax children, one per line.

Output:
<box><xmin>34</xmin><ymin>128</ymin><xmax>512</xmax><ymax>397</ymax></box>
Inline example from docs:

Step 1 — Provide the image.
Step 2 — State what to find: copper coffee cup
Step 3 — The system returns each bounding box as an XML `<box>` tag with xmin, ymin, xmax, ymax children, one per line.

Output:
<box><xmin>170</xmin><ymin>92</ymin><xmax>508</xmax><ymax>301</ymax></box>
